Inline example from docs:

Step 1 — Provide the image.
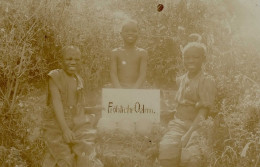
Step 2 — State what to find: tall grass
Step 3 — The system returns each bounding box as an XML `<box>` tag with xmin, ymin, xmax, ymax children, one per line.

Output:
<box><xmin>0</xmin><ymin>0</ymin><xmax>259</xmax><ymax>166</ymax></box>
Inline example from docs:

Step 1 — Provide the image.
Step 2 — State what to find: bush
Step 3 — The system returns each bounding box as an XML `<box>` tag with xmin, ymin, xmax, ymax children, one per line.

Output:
<box><xmin>0</xmin><ymin>0</ymin><xmax>259</xmax><ymax>166</ymax></box>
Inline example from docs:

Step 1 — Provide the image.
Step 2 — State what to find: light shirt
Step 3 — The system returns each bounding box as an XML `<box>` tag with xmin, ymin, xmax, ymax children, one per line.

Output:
<box><xmin>175</xmin><ymin>71</ymin><xmax>216</xmax><ymax>120</ymax></box>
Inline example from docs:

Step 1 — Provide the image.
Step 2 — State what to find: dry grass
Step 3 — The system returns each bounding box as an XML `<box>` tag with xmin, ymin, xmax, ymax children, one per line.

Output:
<box><xmin>0</xmin><ymin>0</ymin><xmax>259</xmax><ymax>166</ymax></box>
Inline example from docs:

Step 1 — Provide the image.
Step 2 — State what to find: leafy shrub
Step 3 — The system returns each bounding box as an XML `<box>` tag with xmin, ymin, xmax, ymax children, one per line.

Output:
<box><xmin>0</xmin><ymin>0</ymin><xmax>259</xmax><ymax>166</ymax></box>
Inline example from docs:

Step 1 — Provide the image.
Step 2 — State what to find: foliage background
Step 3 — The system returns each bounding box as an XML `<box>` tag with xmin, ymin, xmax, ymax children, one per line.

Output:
<box><xmin>0</xmin><ymin>0</ymin><xmax>259</xmax><ymax>166</ymax></box>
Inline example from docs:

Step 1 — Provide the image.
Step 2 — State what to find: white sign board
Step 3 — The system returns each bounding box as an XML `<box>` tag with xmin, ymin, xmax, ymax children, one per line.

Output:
<box><xmin>102</xmin><ymin>88</ymin><xmax>160</xmax><ymax>123</ymax></box>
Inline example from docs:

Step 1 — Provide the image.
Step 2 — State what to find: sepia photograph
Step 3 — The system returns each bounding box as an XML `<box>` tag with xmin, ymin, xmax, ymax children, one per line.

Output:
<box><xmin>0</xmin><ymin>0</ymin><xmax>259</xmax><ymax>166</ymax></box>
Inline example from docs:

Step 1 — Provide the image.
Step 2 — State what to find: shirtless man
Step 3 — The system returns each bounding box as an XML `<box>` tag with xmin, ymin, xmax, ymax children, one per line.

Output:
<box><xmin>110</xmin><ymin>20</ymin><xmax>148</xmax><ymax>89</ymax></box>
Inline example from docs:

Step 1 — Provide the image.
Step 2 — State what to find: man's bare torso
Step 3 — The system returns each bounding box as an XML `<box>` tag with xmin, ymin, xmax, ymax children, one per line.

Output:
<box><xmin>113</xmin><ymin>47</ymin><xmax>145</xmax><ymax>88</ymax></box>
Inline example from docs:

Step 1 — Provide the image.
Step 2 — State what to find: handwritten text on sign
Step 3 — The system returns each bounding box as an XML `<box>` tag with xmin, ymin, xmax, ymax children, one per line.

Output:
<box><xmin>102</xmin><ymin>88</ymin><xmax>160</xmax><ymax>123</ymax></box>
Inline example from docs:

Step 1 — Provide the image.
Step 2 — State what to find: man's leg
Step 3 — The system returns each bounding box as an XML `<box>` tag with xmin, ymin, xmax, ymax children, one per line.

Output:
<box><xmin>72</xmin><ymin>124</ymin><xmax>103</xmax><ymax>167</ymax></box>
<box><xmin>73</xmin><ymin>140</ymin><xmax>94</xmax><ymax>167</ymax></box>
<box><xmin>180</xmin><ymin>131</ymin><xmax>202</xmax><ymax>167</ymax></box>
<box><xmin>43</xmin><ymin>127</ymin><xmax>74</xmax><ymax>167</ymax></box>
<box><xmin>159</xmin><ymin>119</ymin><xmax>187</xmax><ymax>167</ymax></box>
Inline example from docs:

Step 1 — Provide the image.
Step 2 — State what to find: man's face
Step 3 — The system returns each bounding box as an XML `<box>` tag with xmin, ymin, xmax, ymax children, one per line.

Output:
<box><xmin>183</xmin><ymin>48</ymin><xmax>204</xmax><ymax>75</ymax></box>
<box><xmin>121</xmin><ymin>23</ymin><xmax>138</xmax><ymax>45</ymax></box>
<box><xmin>62</xmin><ymin>50</ymin><xmax>81</xmax><ymax>75</ymax></box>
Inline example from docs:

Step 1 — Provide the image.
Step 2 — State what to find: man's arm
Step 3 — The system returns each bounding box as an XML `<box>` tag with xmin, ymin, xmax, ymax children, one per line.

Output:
<box><xmin>181</xmin><ymin>107</ymin><xmax>208</xmax><ymax>147</ymax></box>
<box><xmin>110</xmin><ymin>51</ymin><xmax>122</xmax><ymax>88</ymax></box>
<box><xmin>48</xmin><ymin>78</ymin><xmax>74</xmax><ymax>142</ymax></box>
<box><xmin>133</xmin><ymin>50</ymin><xmax>148</xmax><ymax>89</ymax></box>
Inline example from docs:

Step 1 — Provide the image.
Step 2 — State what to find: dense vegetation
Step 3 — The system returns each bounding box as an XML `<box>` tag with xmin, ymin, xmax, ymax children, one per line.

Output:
<box><xmin>0</xmin><ymin>0</ymin><xmax>259</xmax><ymax>166</ymax></box>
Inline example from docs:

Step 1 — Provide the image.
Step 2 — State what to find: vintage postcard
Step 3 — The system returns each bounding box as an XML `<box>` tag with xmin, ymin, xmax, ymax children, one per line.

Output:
<box><xmin>0</xmin><ymin>0</ymin><xmax>259</xmax><ymax>167</ymax></box>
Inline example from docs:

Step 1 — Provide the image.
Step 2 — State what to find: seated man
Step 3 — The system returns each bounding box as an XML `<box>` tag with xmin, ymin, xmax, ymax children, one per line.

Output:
<box><xmin>159</xmin><ymin>42</ymin><xmax>216</xmax><ymax>167</ymax></box>
<box><xmin>42</xmin><ymin>46</ymin><xmax>103</xmax><ymax>167</ymax></box>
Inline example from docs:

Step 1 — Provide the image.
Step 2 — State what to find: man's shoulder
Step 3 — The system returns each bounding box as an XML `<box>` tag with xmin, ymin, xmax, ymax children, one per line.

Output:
<box><xmin>112</xmin><ymin>47</ymin><xmax>123</xmax><ymax>52</ymax></box>
<box><xmin>136</xmin><ymin>47</ymin><xmax>147</xmax><ymax>53</ymax></box>
<box><xmin>48</xmin><ymin>69</ymin><xmax>64</xmax><ymax>78</ymax></box>
<box><xmin>136</xmin><ymin>47</ymin><xmax>147</xmax><ymax>58</ymax></box>
<box><xmin>111</xmin><ymin>47</ymin><xmax>123</xmax><ymax>57</ymax></box>
<box><xmin>47</xmin><ymin>69</ymin><xmax>64</xmax><ymax>90</ymax></box>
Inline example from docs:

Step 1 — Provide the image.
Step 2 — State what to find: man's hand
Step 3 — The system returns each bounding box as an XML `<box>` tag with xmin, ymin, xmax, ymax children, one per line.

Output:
<box><xmin>62</xmin><ymin>128</ymin><xmax>75</xmax><ymax>143</ymax></box>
